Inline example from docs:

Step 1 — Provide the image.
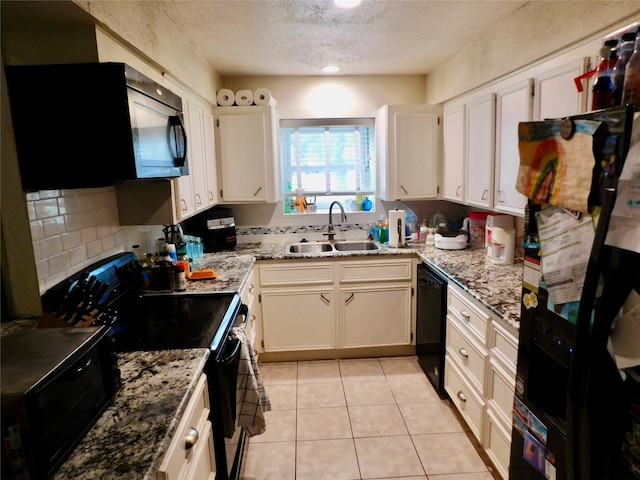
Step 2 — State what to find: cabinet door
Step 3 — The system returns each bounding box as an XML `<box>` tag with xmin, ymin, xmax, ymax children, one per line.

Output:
<box><xmin>341</xmin><ymin>284</ymin><xmax>412</xmax><ymax>348</ymax></box>
<box><xmin>494</xmin><ymin>80</ymin><xmax>532</xmax><ymax>215</ymax></box>
<box><xmin>186</xmin><ymin>101</ymin><xmax>209</xmax><ymax>213</ymax></box>
<box><xmin>394</xmin><ymin>111</ymin><xmax>440</xmax><ymax>200</ymax></box>
<box><xmin>202</xmin><ymin>111</ymin><xmax>219</xmax><ymax>206</ymax></box>
<box><xmin>535</xmin><ymin>58</ymin><xmax>588</xmax><ymax>121</ymax></box>
<box><xmin>261</xmin><ymin>288</ymin><xmax>335</xmax><ymax>351</ymax></box>
<box><xmin>465</xmin><ymin>94</ymin><xmax>495</xmax><ymax>208</ymax></box>
<box><xmin>442</xmin><ymin>104</ymin><xmax>465</xmax><ymax>203</ymax></box>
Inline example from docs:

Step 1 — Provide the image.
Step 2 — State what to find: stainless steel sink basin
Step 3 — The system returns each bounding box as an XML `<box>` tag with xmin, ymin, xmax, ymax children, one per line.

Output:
<box><xmin>285</xmin><ymin>240</ymin><xmax>381</xmax><ymax>256</ymax></box>
<box><xmin>287</xmin><ymin>243</ymin><xmax>334</xmax><ymax>254</ymax></box>
<box><xmin>333</xmin><ymin>241</ymin><xmax>380</xmax><ymax>252</ymax></box>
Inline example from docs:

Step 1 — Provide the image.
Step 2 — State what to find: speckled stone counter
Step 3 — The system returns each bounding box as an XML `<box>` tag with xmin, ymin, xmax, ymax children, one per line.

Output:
<box><xmin>53</xmin><ymin>348</ymin><xmax>210</xmax><ymax>480</ymax></box>
<box><xmin>189</xmin><ymin>241</ymin><xmax>523</xmax><ymax>331</ymax></box>
<box><xmin>418</xmin><ymin>246</ymin><xmax>523</xmax><ymax>330</ymax></box>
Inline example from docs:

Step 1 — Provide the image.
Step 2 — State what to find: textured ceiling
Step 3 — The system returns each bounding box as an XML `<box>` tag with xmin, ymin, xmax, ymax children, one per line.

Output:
<box><xmin>156</xmin><ymin>0</ymin><xmax>529</xmax><ymax>76</ymax></box>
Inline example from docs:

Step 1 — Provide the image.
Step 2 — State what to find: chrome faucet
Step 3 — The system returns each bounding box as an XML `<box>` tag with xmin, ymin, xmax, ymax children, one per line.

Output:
<box><xmin>324</xmin><ymin>201</ymin><xmax>347</xmax><ymax>241</ymax></box>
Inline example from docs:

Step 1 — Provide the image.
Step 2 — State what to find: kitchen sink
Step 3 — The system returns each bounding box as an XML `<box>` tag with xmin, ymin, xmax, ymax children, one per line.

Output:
<box><xmin>288</xmin><ymin>243</ymin><xmax>334</xmax><ymax>254</ymax></box>
<box><xmin>333</xmin><ymin>241</ymin><xmax>380</xmax><ymax>252</ymax></box>
<box><xmin>285</xmin><ymin>240</ymin><xmax>381</xmax><ymax>256</ymax></box>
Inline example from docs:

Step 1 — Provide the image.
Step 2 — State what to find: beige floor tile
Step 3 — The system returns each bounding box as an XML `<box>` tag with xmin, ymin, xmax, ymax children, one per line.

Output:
<box><xmin>240</xmin><ymin>441</ymin><xmax>295</xmax><ymax>480</ymax></box>
<box><xmin>259</xmin><ymin>361</ymin><xmax>297</xmax><ymax>385</ymax></box>
<box><xmin>349</xmin><ymin>404</ymin><xmax>408</xmax><ymax>437</ymax></box>
<box><xmin>379</xmin><ymin>355</ymin><xmax>424</xmax><ymax>377</ymax></box>
<box><xmin>297</xmin><ymin>382</ymin><xmax>346</xmax><ymax>408</ymax></box>
<box><xmin>372</xmin><ymin>477</ymin><xmax>427</xmax><ymax>480</ymax></box>
<box><xmin>426</xmin><ymin>474</ymin><xmax>495</xmax><ymax>480</ymax></box>
<box><xmin>297</xmin><ymin>406</ymin><xmax>352</xmax><ymax>440</ymax></box>
<box><xmin>343</xmin><ymin>379</ymin><xmax>396</xmax><ymax>406</ymax></box>
<box><xmin>297</xmin><ymin>359</ymin><xmax>342</xmax><ymax>383</ymax></box>
<box><xmin>387</xmin><ymin>375</ymin><xmax>441</xmax><ymax>404</ymax></box>
<box><xmin>339</xmin><ymin>358</ymin><xmax>386</xmax><ymax>381</ymax></box>
<box><xmin>264</xmin><ymin>383</ymin><xmax>296</xmax><ymax>410</ymax></box>
<box><xmin>250</xmin><ymin>409</ymin><xmax>296</xmax><ymax>443</ymax></box>
<box><xmin>296</xmin><ymin>438</ymin><xmax>360</xmax><ymax>480</ymax></box>
<box><xmin>399</xmin><ymin>402</ymin><xmax>465</xmax><ymax>434</ymax></box>
<box><xmin>412</xmin><ymin>432</ymin><xmax>489</xmax><ymax>475</ymax></box>
<box><xmin>354</xmin><ymin>435</ymin><xmax>425</xmax><ymax>479</ymax></box>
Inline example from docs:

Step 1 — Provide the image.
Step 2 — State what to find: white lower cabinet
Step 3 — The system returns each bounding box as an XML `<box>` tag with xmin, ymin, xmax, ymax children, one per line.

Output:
<box><xmin>239</xmin><ymin>266</ymin><xmax>262</xmax><ymax>354</ymax></box>
<box><xmin>261</xmin><ymin>287</ymin><xmax>336</xmax><ymax>351</ymax></box>
<box><xmin>341</xmin><ymin>284</ymin><xmax>412</xmax><ymax>348</ymax></box>
<box><xmin>157</xmin><ymin>374</ymin><xmax>216</xmax><ymax>480</ymax></box>
<box><xmin>444</xmin><ymin>283</ymin><xmax>518</xmax><ymax>480</ymax></box>
<box><xmin>258</xmin><ymin>257</ymin><xmax>415</xmax><ymax>354</ymax></box>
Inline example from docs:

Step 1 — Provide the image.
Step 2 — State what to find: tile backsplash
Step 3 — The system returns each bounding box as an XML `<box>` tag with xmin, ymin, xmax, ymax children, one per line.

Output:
<box><xmin>27</xmin><ymin>187</ymin><xmax>147</xmax><ymax>294</ymax></box>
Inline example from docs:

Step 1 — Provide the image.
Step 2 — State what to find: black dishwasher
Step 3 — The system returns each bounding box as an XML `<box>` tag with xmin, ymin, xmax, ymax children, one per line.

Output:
<box><xmin>416</xmin><ymin>263</ymin><xmax>448</xmax><ymax>398</ymax></box>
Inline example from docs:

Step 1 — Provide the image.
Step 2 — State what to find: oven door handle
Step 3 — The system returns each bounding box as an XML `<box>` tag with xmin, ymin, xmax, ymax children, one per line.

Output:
<box><xmin>215</xmin><ymin>302</ymin><xmax>249</xmax><ymax>366</ymax></box>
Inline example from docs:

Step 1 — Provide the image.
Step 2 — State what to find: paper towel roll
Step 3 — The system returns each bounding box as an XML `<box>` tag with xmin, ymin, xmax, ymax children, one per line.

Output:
<box><xmin>235</xmin><ymin>89</ymin><xmax>254</xmax><ymax>106</ymax></box>
<box><xmin>389</xmin><ymin>209</ymin><xmax>406</xmax><ymax>247</ymax></box>
<box><xmin>216</xmin><ymin>89</ymin><xmax>235</xmax><ymax>106</ymax></box>
<box><xmin>254</xmin><ymin>88</ymin><xmax>277</xmax><ymax>106</ymax></box>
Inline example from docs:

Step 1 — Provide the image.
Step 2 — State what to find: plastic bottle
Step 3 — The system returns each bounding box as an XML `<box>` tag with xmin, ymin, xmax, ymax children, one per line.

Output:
<box><xmin>173</xmin><ymin>264</ymin><xmax>187</xmax><ymax>291</ymax></box>
<box><xmin>622</xmin><ymin>29</ymin><xmax>640</xmax><ymax>105</ymax></box>
<box><xmin>166</xmin><ymin>243</ymin><xmax>177</xmax><ymax>263</ymax></box>
<box><xmin>612</xmin><ymin>31</ymin><xmax>637</xmax><ymax>106</ymax></box>
<box><xmin>592</xmin><ymin>41</ymin><xmax>616</xmax><ymax>110</ymax></box>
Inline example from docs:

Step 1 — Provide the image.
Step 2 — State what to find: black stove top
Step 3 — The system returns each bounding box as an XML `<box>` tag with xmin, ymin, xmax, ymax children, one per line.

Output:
<box><xmin>114</xmin><ymin>292</ymin><xmax>241</xmax><ymax>353</ymax></box>
<box><xmin>41</xmin><ymin>252</ymin><xmax>242</xmax><ymax>355</ymax></box>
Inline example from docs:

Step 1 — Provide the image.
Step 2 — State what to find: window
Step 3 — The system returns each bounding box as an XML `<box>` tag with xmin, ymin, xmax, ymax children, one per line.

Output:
<box><xmin>280</xmin><ymin>118</ymin><xmax>375</xmax><ymax>213</ymax></box>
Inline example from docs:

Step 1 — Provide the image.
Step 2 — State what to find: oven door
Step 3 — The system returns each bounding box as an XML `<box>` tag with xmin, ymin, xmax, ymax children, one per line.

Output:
<box><xmin>208</xmin><ymin>302</ymin><xmax>249</xmax><ymax>480</ymax></box>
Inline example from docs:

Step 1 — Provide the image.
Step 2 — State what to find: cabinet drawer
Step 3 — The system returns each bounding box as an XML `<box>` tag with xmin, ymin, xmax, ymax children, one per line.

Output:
<box><xmin>157</xmin><ymin>374</ymin><xmax>211</xmax><ymax>480</ymax></box>
<box><xmin>338</xmin><ymin>258</ymin><xmax>413</xmax><ymax>283</ymax></box>
<box><xmin>448</xmin><ymin>285</ymin><xmax>489</xmax><ymax>344</ymax></box>
<box><xmin>485</xmin><ymin>409</ymin><xmax>512</xmax><ymax>480</ymax></box>
<box><xmin>488</xmin><ymin>357</ymin><xmax>516</xmax><ymax>426</ymax></box>
<box><xmin>444</xmin><ymin>356</ymin><xmax>485</xmax><ymax>442</ymax></box>
<box><xmin>240</xmin><ymin>267</ymin><xmax>257</xmax><ymax>306</ymax></box>
<box><xmin>490</xmin><ymin>320</ymin><xmax>518</xmax><ymax>375</ymax></box>
<box><xmin>260</xmin><ymin>262</ymin><xmax>333</xmax><ymax>286</ymax></box>
<box><xmin>186</xmin><ymin>420</ymin><xmax>216</xmax><ymax>480</ymax></box>
<box><xmin>446</xmin><ymin>316</ymin><xmax>488</xmax><ymax>395</ymax></box>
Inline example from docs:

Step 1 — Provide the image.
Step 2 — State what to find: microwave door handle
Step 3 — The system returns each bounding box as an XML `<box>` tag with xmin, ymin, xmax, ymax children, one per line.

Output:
<box><xmin>169</xmin><ymin>115</ymin><xmax>188</xmax><ymax>167</ymax></box>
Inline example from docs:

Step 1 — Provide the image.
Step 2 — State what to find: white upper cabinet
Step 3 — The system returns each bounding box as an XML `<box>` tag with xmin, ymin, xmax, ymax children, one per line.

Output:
<box><xmin>494</xmin><ymin>79</ymin><xmax>533</xmax><ymax>215</ymax></box>
<box><xmin>465</xmin><ymin>94</ymin><xmax>495</xmax><ymax>209</ymax></box>
<box><xmin>534</xmin><ymin>58</ymin><xmax>589</xmax><ymax>121</ymax></box>
<box><xmin>377</xmin><ymin>104</ymin><xmax>442</xmax><ymax>201</ymax></box>
<box><xmin>214</xmin><ymin>105</ymin><xmax>280</xmax><ymax>203</ymax></box>
<box><xmin>442</xmin><ymin>104</ymin><xmax>465</xmax><ymax>203</ymax></box>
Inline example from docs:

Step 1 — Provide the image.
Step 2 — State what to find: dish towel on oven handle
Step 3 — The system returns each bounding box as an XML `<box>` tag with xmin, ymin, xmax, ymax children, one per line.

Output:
<box><xmin>232</xmin><ymin>324</ymin><xmax>271</xmax><ymax>436</ymax></box>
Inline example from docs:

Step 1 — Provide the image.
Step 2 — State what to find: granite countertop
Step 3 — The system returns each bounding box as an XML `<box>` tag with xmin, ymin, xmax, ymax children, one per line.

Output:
<box><xmin>53</xmin><ymin>348</ymin><xmax>210</xmax><ymax>480</ymax></box>
<box><xmin>185</xmin><ymin>241</ymin><xmax>523</xmax><ymax>330</ymax></box>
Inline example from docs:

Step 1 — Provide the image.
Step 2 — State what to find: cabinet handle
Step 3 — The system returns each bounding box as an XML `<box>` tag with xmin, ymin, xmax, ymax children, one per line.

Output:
<box><xmin>320</xmin><ymin>294</ymin><xmax>330</xmax><ymax>305</ymax></box>
<box><xmin>250</xmin><ymin>314</ymin><xmax>256</xmax><ymax>323</ymax></box>
<box><xmin>180</xmin><ymin>199</ymin><xmax>188</xmax><ymax>212</ymax></box>
<box><xmin>253</xmin><ymin>187</ymin><xmax>263</xmax><ymax>197</ymax></box>
<box><xmin>208</xmin><ymin>190</ymin><xmax>214</xmax><ymax>201</ymax></box>
<box><xmin>497</xmin><ymin>189</ymin><xmax>505</xmax><ymax>203</ymax></box>
<box><xmin>481</xmin><ymin>189</ymin><xmax>489</xmax><ymax>200</ymax></box>
<box><xmin>458</xmin><ymin>347</ymin><xmax>469</xmax><ymax>358</ymax></box>
<box><xmin>460</xmin><ymin>309</ymin><xmax>471</xmax><ymax>321</ymax></box>
<box><xmin>248</xmin><ymin>283</ymin><xmax>254</xmax><ymax>294</ymax></box>
<box><xmin>457</xmin><ymin>391</ymin><xmax>467</xmax><ymax>403</ymax></box>
<box><xmin>184</xmin><ymin>427</ymin><xmax>200</xmax><ymax>450</ymax></box>
<box><xmin>456</xmin><ymin>185</ymin><xmax>462</xmax><ymax>196</ymax></box>
<box><xmin>195</xmin><ymin>193</ymin><xmax>202</xmax><ymax>205</ymax></box>
<box><xmin>400</xmin><ymin>185</ymin><xmax>408</xmax><ymax>195</ymax></box>
<box><xmin>345</xmin><ymin>293</ymin><xmax>354</xmax><ymax>305</ymax></box>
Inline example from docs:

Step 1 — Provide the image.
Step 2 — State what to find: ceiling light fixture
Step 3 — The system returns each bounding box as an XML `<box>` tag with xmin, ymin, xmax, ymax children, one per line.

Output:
<box><xmin>334</xmin><ymin>0</ymin><xmax>361</xmax><ymax>8</ymax></box>
<box><xmin>321</xmin><ymin>65</ymin><xmax>342</xmax><ymax>74</ymax></box>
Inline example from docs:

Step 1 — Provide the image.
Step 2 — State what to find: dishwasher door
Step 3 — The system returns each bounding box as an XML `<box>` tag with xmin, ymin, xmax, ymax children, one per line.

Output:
<box><xmin>416</xmin><ymin>263</ymin><xmax>448</xmax><ymax>397</ymax></box>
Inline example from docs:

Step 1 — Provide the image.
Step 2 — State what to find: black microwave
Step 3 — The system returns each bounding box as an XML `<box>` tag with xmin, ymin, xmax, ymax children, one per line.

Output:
<box><xmin>5</xmin><ymin>62</ymin><xmax>188</xmax><ymax>191</ymax></box>
<box><xmin>1</xmin><ymin>326</ymin><xmax>120</xmax><ymax>479</ymax></box>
